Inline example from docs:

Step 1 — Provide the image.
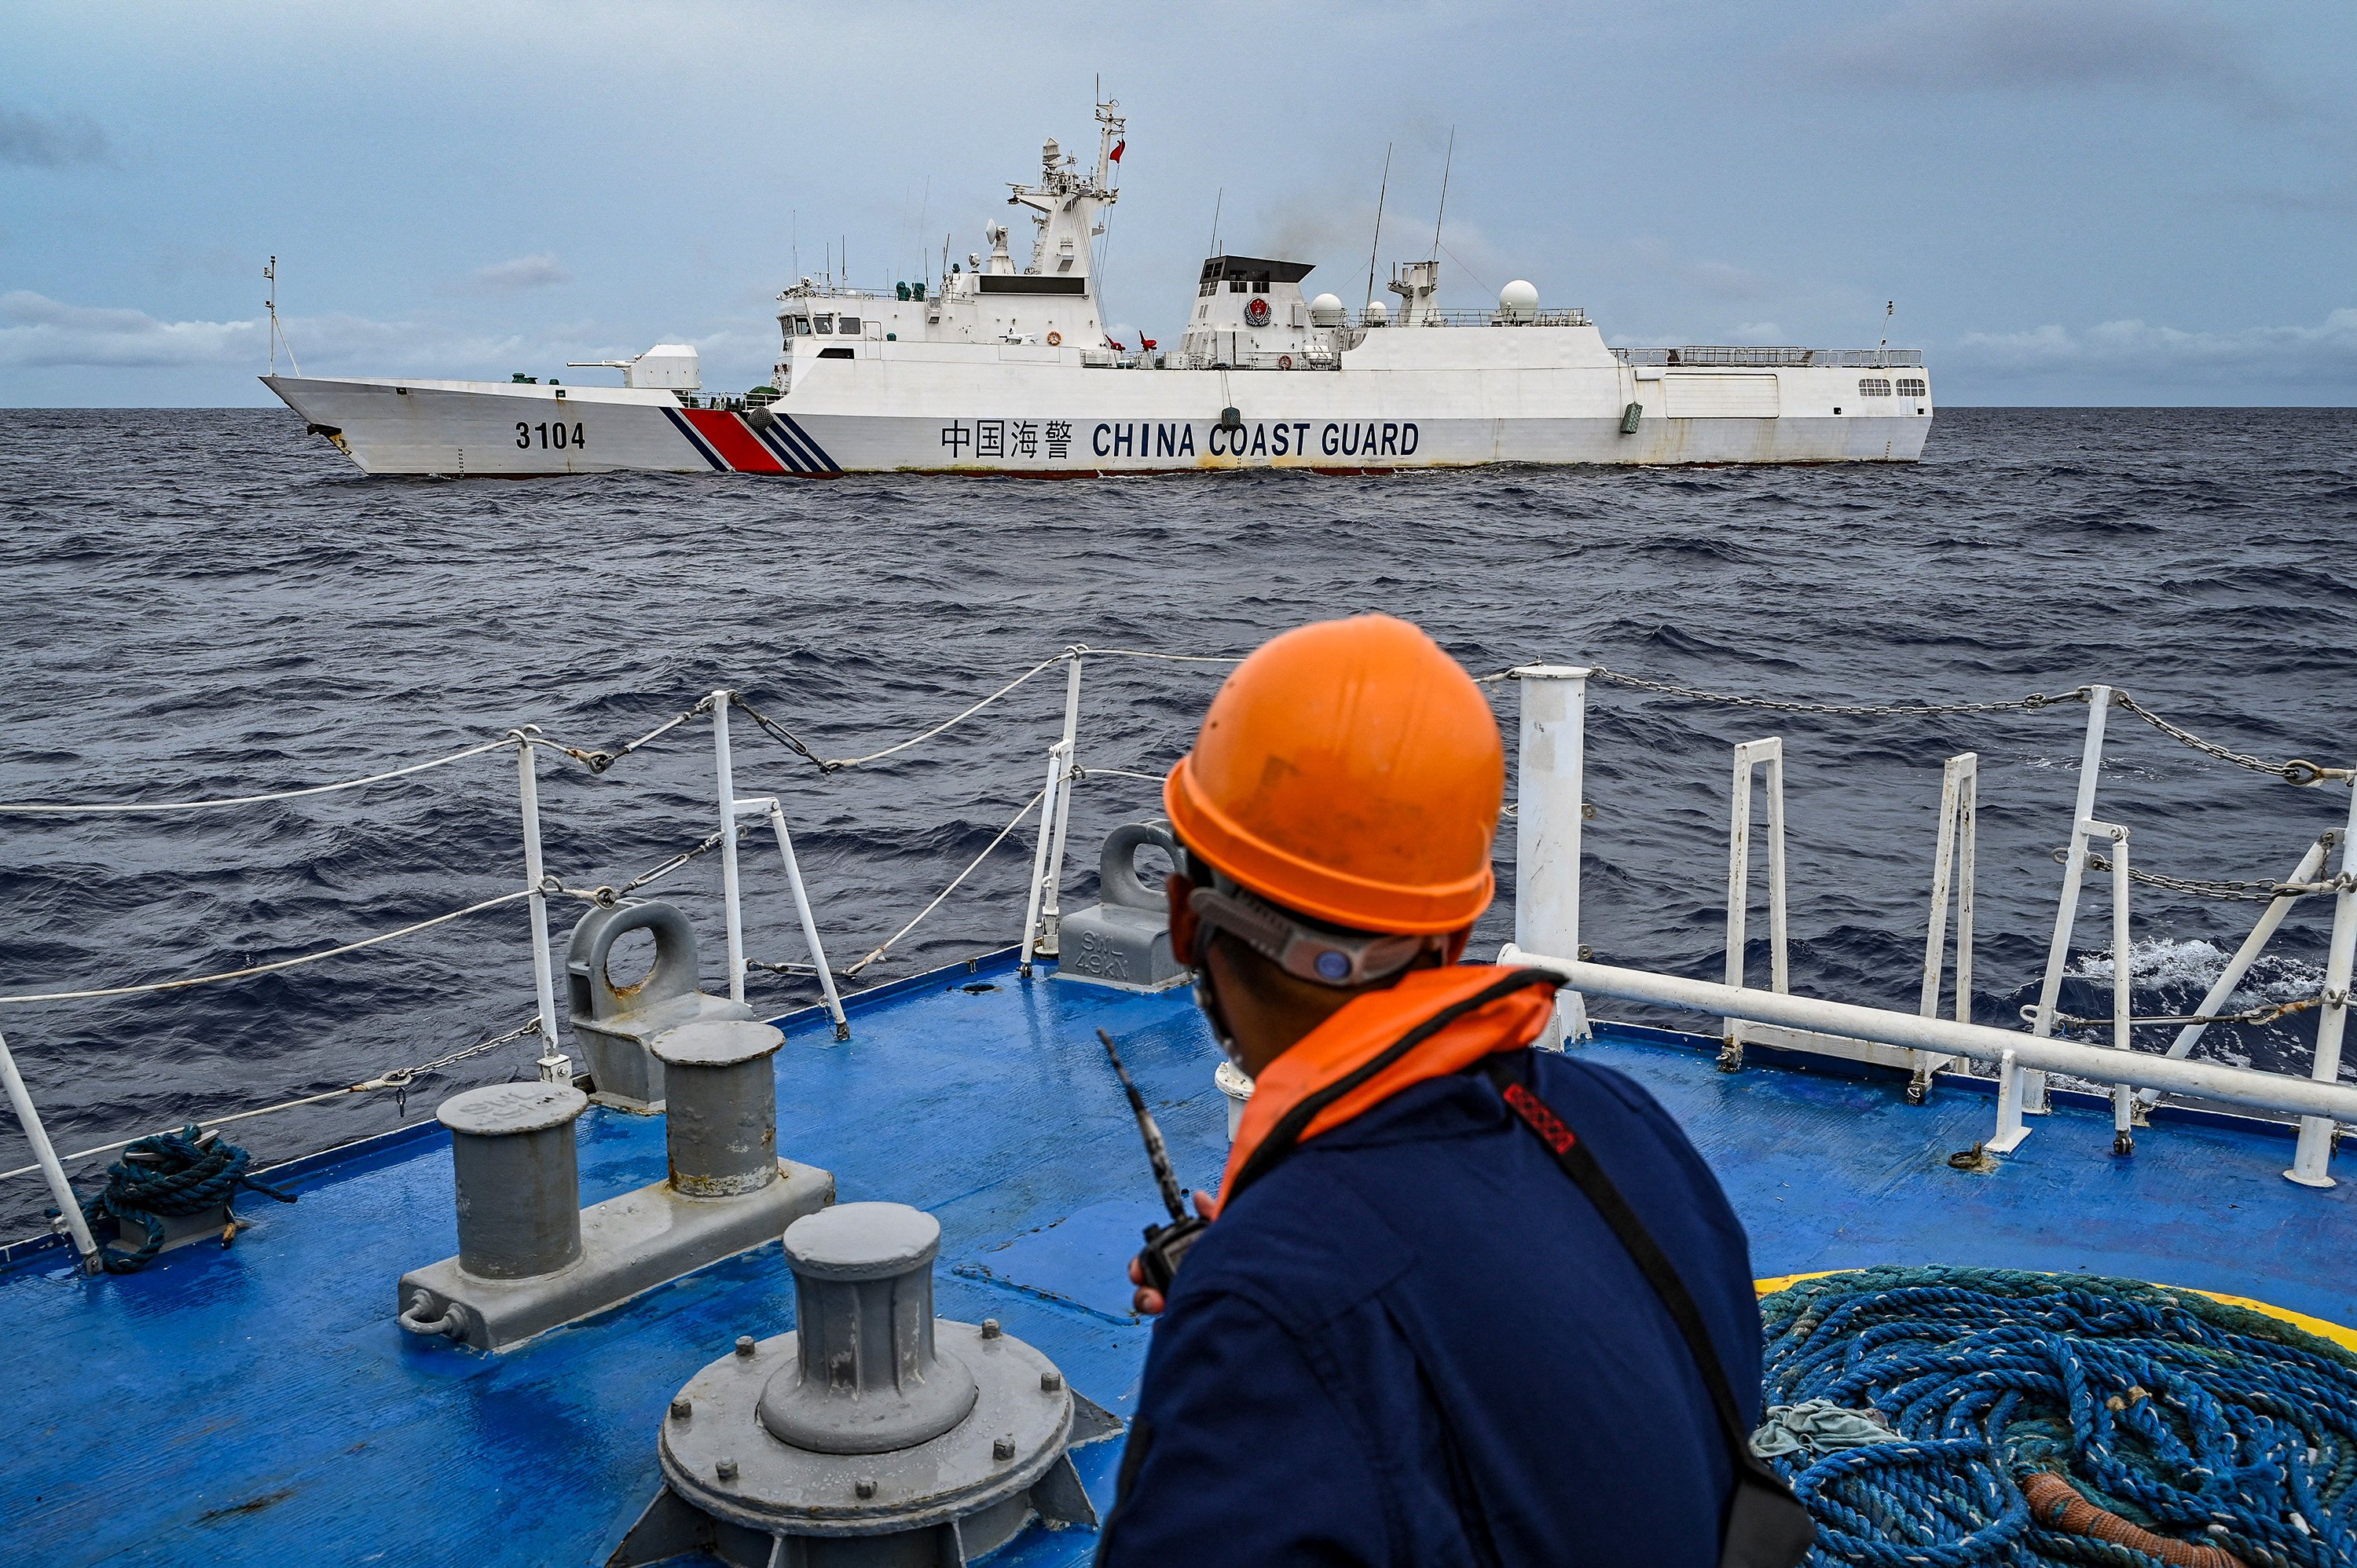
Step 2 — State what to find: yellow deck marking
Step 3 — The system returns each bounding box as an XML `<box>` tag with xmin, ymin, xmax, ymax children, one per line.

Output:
<box><xmin>1752</xmin><ymin>1269</ymin><xmax>2357</xmax><ymax>1354</ymax></box>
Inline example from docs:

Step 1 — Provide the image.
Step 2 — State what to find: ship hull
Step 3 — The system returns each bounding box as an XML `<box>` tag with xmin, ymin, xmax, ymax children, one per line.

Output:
<box><xmin>265</xmin><ymin>357</ymin><xmax>1932</xmax><ymax>478</ymax></box>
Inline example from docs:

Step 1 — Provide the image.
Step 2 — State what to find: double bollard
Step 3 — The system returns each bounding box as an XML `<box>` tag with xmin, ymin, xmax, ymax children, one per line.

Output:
<box><xmin>396</xmin><ymin>1019</ymin><xmax>833</xmax><ymax>1353</ymax></box>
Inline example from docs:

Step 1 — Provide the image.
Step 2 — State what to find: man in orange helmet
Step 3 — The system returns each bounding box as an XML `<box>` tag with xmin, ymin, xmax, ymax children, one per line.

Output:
<box><xmin>1094</xmin><ymin>615</ymin><xmax>1798</xmax><ymax>1567</ymax></box>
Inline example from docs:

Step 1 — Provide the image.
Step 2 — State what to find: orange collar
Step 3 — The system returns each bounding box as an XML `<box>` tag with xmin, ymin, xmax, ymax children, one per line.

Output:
<box><xmin>1219</xmin><ymin>965</ymin><xmax>1559</xmax><ymax>1203</ymax></box>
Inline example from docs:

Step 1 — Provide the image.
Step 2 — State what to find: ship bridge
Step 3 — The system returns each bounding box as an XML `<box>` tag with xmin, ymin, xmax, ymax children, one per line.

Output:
<box><xmin>1176</xmin><ymin>255</ymin><xmax>1332</xmax><ymax>370</ymax></box>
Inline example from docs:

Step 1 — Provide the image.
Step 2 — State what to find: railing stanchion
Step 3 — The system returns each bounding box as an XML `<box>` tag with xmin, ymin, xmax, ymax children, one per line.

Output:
<box><xmin>0</xmin><ymin>1029</ymin><xmax>100</xmax><ymax>1271</ymax></box>
<box><xmin>2288</xmin><ymin>783</ymin><xmax>2357</xmax><ymax>1188</ymax></box>
<box><xmin>1912</xmin><ymin>752</ymin><xmax>1978</xmax><ymax>1099</ymax></box>
<box><xmin>2102</xmin><ymin>822</ymin><xmax>2135</xmax><ymax>1150</ymax></box>
<box><xmin>1018</xmin><ymin>741</ymin><xmax>1070</xmax><ymax>979</ymax></box>
<box><xmin>1511</xmin><ymin>665</ymin><xmax>1591</xmax><ymax>1050</ymax></box>
<box><xmin>2025</xmin><ymin>684</ymin><xmax>2113</xmax><ymax>1117</ymax></box>
<box><xmin>2143</xmin><ymin>833</ymin><xmax>2336</xmax><ymax>1105</ymax></box>
<box><xmin>762</xmin><ymin>799</ymin><xmax>850</xmax><ymax>1041</ymax></box>
<box><xmin>1039</xmin><ymin>651</ymin><xmax>1084</xmax><ymax>958</ymax></box>
<box><xmin>712</xmin><ymin>691</ymin><xmax>746</xmax><ymax>1006</ymax></box>
<box><xmin>1723</xmin><ymin>737</ymin><xmax>1787</xmax><ymax>1068</ymax></box>
<box><xmin>511</xmin><ymin>732</ymin><xmax>564</xmax><ymax>1076</ymax></box>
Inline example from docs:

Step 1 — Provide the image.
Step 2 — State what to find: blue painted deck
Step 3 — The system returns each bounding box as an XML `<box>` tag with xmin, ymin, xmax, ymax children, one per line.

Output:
<box><xmin>2</xmin><ymin>955</ymin><xmax>2351</xmax><ymax>1566</ymax></box>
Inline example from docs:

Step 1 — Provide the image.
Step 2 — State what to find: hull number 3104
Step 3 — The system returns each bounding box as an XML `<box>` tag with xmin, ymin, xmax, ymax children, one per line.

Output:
<box><xmin>516</xmin><ymin>422</ymin><xmax>586</xmax><ymax>450</ymax></box>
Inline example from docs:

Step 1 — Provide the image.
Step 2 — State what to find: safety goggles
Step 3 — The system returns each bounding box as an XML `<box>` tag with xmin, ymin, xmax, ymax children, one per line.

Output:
<box><xmin>1186</xmin><ymin>873</ymin><xmax>1442</xmax><ymax>989</ymax></box>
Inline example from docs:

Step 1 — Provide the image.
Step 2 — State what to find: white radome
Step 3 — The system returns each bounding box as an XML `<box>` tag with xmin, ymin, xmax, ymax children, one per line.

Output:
<box><xmin>1309</xmin><ymin>292</ymin><xmax>1346</xmax><ymax>327</ymax></box>
<box><xmin>1499</xmin><ymin>280</ymin><xmax>1541</xmax><ymax>320</ymax></box>
<box><xmin>1362</xmin><ymin>299</ymin><xmax>1390</xmax><ymax>325</ymax></box>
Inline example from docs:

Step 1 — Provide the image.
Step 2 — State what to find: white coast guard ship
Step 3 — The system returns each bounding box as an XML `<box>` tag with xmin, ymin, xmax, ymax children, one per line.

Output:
<box><xmin>264</xmin><ymin>101</ymin><xmax>1932</xmax><ymax>476</ymax></box>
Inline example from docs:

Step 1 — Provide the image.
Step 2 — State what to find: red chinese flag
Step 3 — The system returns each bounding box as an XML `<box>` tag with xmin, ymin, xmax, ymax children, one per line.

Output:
<box><xmin>1109</xmin><ymin>140</ymin><xmax>1125</xmax><ymax>163</ymax></box>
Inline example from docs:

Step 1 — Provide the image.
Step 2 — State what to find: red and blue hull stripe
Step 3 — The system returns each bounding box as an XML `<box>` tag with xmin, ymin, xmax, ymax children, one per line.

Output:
<box><xmin>662</xmin><ymin>407</ymin><xmax>841</xmax><ymax>475</ymax></box>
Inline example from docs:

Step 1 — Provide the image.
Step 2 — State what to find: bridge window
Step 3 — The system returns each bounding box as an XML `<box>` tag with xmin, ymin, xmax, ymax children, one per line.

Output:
<box><xmin>1230</xmin><ymin>279</ymin><xmax>1246</xmax><ymax>292</ymax></box>
<box><xmin>813</xmin><ymin>316</ymin><xmax>834</xmax><ymax>334</ymax></box>
<box><xmin>1858</xmin><ymin>378</ymin><xmax>1893</xmax><ymax>397</ymax></box>
<box><xmin>1896</xmin><ymin>378</ymin><xmax>1927</xmax><ymax>397</ymax></box>
<box><xmin>839</xmin><ymin>317</ymin><xmax>861</xmax><ymax>334</ymax></box>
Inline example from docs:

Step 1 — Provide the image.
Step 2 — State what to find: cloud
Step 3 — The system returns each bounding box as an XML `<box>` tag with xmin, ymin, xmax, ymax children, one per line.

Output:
<box><xmin>0</xmin><ymin>291</ymin><xmax>256</xmax><ymax>368</ymax></box>
<box><xmin>0</xmin><ymin>105</ymin><xmax>112</xmax><ymax>169</ymax></box>
<box><xmin>1797</xmin><ymin>0</ymin><xmax>2275</xmax><ymax>108</ymax></box>
<box><xmin>467</xmin><ymin>253</ymin><xmax>572</xmax><ymax>291</ymax></box>
<box><xmin>0</xmin><ymin>290</ymin><xmax>544</xmax><ymax>373</ymax></box>
<box><xmin>1951</xmin><ymin>309</ymin><xmax>2357</xmax><ymax>385</ymax></box>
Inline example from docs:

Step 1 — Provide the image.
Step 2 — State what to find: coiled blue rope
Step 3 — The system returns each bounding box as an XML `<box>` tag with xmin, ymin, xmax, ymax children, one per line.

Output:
<box><xmin>1758</xmin><ymin>1266</ymin><xmax>2357</xmax><ymax>1567</ymax></box>
<box><xmin>75</xmin><ymin>1123</ymin><xmax>295</xmax><ymax>1274</ymax></box>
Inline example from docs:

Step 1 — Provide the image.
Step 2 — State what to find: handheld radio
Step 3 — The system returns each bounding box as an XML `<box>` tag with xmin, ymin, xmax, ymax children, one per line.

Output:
<box><xmin>1097</xmin><ymin>1028</ymin><xmax>1210</xmax><ymax>1294</ymax></box>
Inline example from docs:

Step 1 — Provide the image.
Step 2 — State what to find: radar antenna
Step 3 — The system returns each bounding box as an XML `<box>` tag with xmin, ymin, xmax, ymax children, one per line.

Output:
<box><xmin>1431</xmin><ymin>126</ymin><xmax>1455</xmax><ymax>259</ymax></box>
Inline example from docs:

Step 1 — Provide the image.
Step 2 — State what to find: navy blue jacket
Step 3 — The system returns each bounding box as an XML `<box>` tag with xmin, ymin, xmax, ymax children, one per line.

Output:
<box><xmin>1097</xmin><ymin>1048</ymin><xmax>1760</xmax><ymax>1566</ymax></box>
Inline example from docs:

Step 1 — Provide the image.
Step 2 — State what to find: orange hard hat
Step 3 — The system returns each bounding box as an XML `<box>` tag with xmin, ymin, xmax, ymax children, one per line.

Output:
<box><xmin>1163</xmin><ymin>615</ymin><xmax>1503</xmax><ymax>934</ymax></box>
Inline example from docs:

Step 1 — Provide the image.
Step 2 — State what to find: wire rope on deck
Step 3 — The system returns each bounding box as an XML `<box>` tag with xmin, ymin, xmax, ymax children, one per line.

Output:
<box><xmin>0</xmin><ymin>736</ymin><xmax>522</xmax><ymax>815</ymax></box>
<box><xmin>1758</xmin><ymin>1266</ymin><xmax>2357</xmax><ymax>1568</ymax></box>
<box><xmin>1587</xmin><ymin>666</ymin><xmax>2352</xmax><ymax>787</ymax></box>
<box><xmin>0</xmin><ymin>889</ymin><xmax>536</xmax><ymax>1006</ymax></box>
<box><xmin>0</xmin><ymin>1017</ymin><xmax>542</xmax><ymax>1183</ymax></box>
<box><xmin>2067</xmin><ymin>846</ymin><xmax>2357</xmax><ymax>904</ymax></box>
<box><xmin>844</xmin><ymin>783</ymin><xmax>1050</xmax><ymax>975</ymax></box>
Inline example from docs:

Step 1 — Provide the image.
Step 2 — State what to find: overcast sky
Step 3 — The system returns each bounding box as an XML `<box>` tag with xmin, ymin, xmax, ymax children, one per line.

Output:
<box><xmin>2</xmin><ymin>0</ymin><xmax>2352</xmax><ymax>406</ymax></box>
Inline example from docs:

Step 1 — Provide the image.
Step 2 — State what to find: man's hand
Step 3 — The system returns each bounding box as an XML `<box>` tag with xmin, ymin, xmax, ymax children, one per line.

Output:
<box><xmin>1127</xmin><ymin>1189</ymin><xmax>1221</xmax><ymax>1316</ymax></box>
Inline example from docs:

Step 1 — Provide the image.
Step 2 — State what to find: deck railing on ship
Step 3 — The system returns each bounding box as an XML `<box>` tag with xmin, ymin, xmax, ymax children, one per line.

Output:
<box><xmin>1613</xmin><ymin>346</ymin><xmax>1927</xmax><ymax>368</ymax></box>
<box><xmin>2</xmin><ymin>649</ymin><xmax>2354</xmax><ymax>1273</ymax></box>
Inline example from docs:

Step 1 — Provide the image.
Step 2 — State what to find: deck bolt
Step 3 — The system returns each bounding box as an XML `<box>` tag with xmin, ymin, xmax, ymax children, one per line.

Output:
<box><xmin>1041</xmin><ymin>1371</ymin><xmax>1063</xmax><ymax>1391</ymax></box>
<box><xmin>855</xmin><ymin>1477</ymin><xmax>877</xmax><ymax>1499</ymax></box>
<box><xmin>735</xmin><ymin>1335</ymin><xmax>757</xmax><ymax>1357</ymax></box>
<box><xmin>716</xmin><ymin>1456</ymin><xmax>739</xmax><ymax>1482</ymax></box>
<box><xmin>981</xmin><ymin>1318</ymin><xmax>1002</xmax><ymax>1339</ymax></box>
<box><xmin>670</xmin><ymin>1397</ymin><xmax>692</xmax><ymax>1420</ymax></box>
<box><xmin>993</xmin><ymin>1437</ymin><xmax>1015</xmax><ymax>1462</ymax></box>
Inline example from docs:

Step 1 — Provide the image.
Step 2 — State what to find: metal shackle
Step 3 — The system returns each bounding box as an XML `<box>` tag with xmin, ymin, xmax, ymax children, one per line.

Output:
<box><xmin>651</xmin><ymin>1020</ymin><xmax>783</xmax><ymax>1198</ymax></box>
<box><xmin>436</xmin><ymin>1081</ymin><xmax>588</xmax><ymax>1280</ymax></box>
<box><xmin>757</xmin><ymin>1202</ymin><xmax>980</xmax><ymax>1454</ymax></box>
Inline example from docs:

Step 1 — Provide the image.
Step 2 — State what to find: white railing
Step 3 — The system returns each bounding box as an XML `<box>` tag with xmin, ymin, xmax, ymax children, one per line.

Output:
<box><xmin>1504</xmin><ymin>666</ymin><xmax>2357</xmax><ymax>1188</ymax></box>
<box><xmin>1498</xmin><ymin>949</ymin><xmax>2357</xmax><ymax>1129</ymax></box>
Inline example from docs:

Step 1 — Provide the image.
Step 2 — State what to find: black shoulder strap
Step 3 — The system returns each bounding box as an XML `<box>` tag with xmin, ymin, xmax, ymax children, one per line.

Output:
<box><xmin>1479</xmin><ymin>1055</ymin><xmax>1751</xmax><ymax>1449</ymax></box>
<box><xmin>1480</xmin><ymin>1055</ymin><xmax>1814</xmax><ymax>1568</ymax></box>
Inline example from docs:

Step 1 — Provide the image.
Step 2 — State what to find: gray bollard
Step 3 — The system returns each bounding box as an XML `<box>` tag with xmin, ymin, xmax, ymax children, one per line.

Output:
<box><xmin>398</xmin><ymin>1028</ymin><xmax>830</xmax><ymax>1354</ymax></box>
<box><xmin>757</xmin><ymin>1203</ymin><xmax>978</xmax><ymax>1453</ymax></box>
<box><xmin>653</xmin><ymin>1020</ymin><xmax>783</xmax><ymax>1199</ymax></box>
<box><xmin>614</xmin><ymin>1200</ymin><xmax>1118</xmax><ymax>1568</ymax></box>
<box><xmin>440</xmin><ymin>1082</ymin><xmax>587</xmax><ymax>1280</ymax></box>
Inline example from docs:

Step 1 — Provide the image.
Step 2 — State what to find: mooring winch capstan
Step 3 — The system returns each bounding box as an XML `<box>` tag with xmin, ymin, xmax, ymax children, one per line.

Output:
<box><xmin>610</xmin><ymin>1200</ymin><xmax>1117</xmax><ymax>1568</ymax></box>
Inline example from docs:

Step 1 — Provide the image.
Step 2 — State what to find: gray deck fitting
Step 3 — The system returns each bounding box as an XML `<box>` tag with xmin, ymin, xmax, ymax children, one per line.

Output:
<box><xmin>567</xmin><ymin>899</ymin><xmax>754</xmax><ymax>1112</ymax></box>
<box><xmin>1050</xmin><ymin>822</ymin><xmax>1189</xmax><ymax>993</ymax></box>
<box><xmin>398</xmin><ymin>1022</ymin><xmax>834</xmax><ymax>1353</ymax></box>
<box><xmin>397</xmin><ymin>1160</ymin><xmax>834</xmax><ymax>1353</ymax></box>
<box><xmin>606</xmin><ymin>1202</ymin><xmax>1118</xmax><ymax>1568</ymax></box>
